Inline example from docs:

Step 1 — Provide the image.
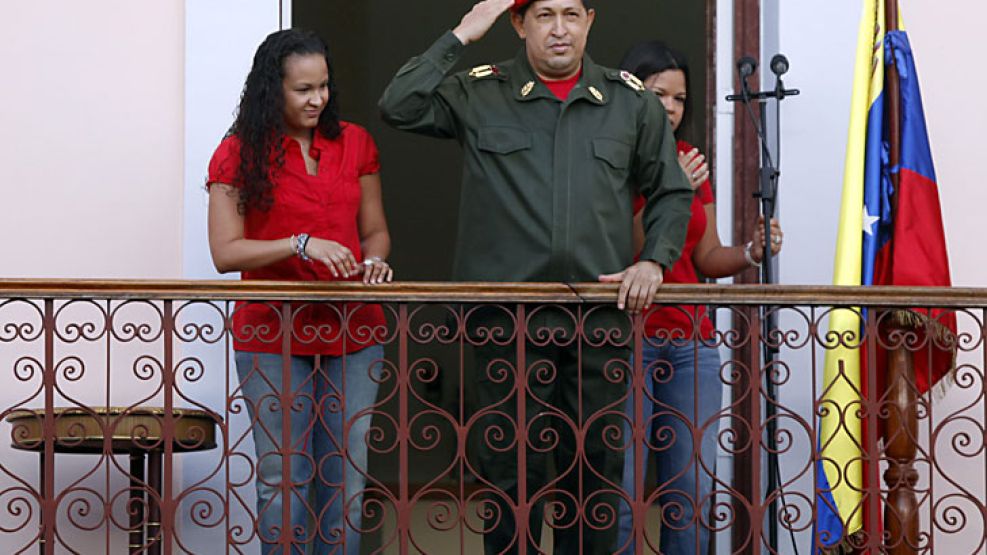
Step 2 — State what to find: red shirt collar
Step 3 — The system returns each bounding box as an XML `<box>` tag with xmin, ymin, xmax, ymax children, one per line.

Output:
<box><xmin>539</xmin><ymin>69</ymin><xmax>583</xmax><ymax>101</ymax></box>
<box><xmin>281</xmin><ymin>128</ymin><xmax>333</xmax><ymax>158</ymax></box>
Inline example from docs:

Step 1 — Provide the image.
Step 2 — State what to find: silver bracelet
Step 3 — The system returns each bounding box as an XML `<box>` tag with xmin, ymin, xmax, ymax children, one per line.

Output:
<box><xmin>296</xmin><ymin>233</ymin><xmax>311</xmax><ymax>261</ymax></box>
<box><xmin>743</xmin><ymin>241</ymin><xmax>762</xmax><ymax>268</ymax></box>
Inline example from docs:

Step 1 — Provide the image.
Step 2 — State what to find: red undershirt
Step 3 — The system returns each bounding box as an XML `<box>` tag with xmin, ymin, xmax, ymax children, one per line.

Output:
<box><xmin>540</xmin><ymin>70</ymin><xmax>582</xmax><ymax>100</ymax></box>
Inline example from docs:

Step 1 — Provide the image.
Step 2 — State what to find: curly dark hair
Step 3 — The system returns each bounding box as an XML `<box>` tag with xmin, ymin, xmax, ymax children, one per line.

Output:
<box><xmin>228</xmin><ymin>29</ymin><xmax>341</xmax><ymax>213</ymax></box>
<box><xmin>619</xmin><ymin>40</ymin><xmax>692</xmax><ymax>141</ymax></box>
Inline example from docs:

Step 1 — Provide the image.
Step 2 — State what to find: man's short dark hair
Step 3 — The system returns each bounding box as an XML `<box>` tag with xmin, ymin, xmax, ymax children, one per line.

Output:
<box><xmin>517</xmin><ymin>0</ymin><xmax>592</xmax><ymax>19</ymax></box>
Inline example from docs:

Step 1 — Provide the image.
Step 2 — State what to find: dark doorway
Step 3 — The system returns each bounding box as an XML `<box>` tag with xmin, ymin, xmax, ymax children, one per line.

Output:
<box><xmin>293</xmin><ymin>0</ymin><xmax>711</xmax><ymax>280</ymax></box>
<box><xmin>291</xmin><ymin>2</ymin><xmax>715</xmax><ymax>551</ymax></box>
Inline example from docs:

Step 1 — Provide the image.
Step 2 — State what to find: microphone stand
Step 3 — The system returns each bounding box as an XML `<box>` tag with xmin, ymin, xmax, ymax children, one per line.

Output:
<box><xmin>726</xmin><ymin>57</ymin><xmax>799</xmax><ymax>554</ymax></box>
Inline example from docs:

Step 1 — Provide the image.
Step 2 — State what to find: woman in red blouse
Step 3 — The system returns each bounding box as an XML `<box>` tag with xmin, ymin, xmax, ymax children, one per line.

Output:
<box><xmin>207</xmin><ymin>29</ymin><xmax>390</xmax><ymax>555</ymax></box>
<box><xmin>615</xmin><ymin>41</ymin><xmax>783</xmax><ymax>555</ymax></box>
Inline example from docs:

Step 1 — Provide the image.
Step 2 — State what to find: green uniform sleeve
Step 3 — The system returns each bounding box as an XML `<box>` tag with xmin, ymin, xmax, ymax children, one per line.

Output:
<box><xmin>633</xmin><ymin>94</ymin><xmax>694</xmax><ymax>270</ymax></box>
<box><xmin>378</xmin><ymin>31</ymin><xmax>468</xmax><ymax>139</ymax></box>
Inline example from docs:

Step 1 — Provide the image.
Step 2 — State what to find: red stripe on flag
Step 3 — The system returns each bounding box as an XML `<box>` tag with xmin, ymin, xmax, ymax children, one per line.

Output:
<box><xmin>871</xmin><ymin>167</ymin><xmax>955</xmax><ymax>394</ymax></box>
<box><xmin>886</xmin><ymin>169</ymin><xmax>951</xmax><ymax>288</ymax></box>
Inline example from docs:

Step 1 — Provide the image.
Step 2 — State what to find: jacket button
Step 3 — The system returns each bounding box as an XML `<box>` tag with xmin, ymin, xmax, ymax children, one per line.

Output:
<box><xmin>445</xmin><ymin>53</ymin><xmax>455</xmax><ymax>62</ymax></box>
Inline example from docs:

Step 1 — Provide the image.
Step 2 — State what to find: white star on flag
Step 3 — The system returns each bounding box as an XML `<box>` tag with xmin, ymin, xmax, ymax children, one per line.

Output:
<box><xmin>862</xmin><ymin>206</ymin><xmax>880</xmax><ymax>236</ymax></box>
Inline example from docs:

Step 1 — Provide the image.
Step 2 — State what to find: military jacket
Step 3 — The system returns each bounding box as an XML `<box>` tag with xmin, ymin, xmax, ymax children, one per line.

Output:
<box><xmin>379</xmin><ymin>32</ymin><xmax>693</xmax><ymax>283</ymax></box>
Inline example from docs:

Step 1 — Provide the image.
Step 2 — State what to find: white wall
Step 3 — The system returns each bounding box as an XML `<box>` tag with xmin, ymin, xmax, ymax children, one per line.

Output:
<box><xmin>0</xmin><ymin>1</ymin><xmax>282</xmax><ymax>551</ymax></box>
<box><xmin>774</xmin><ymin>2</ymin><xmax>859</xmax><ymax>288</ymax></box>
<box><xmin>712</xmin><ymin>3</ymin><xmax>736</xmax><ymax>555</ymax></box>
<box><xmin>0</xmin><ymin>1</ymin><xmax>185</xmax><ymax>278</ymax></box>
<box><xmin>762</xmin><ymin>1</ymin><xmax>987</xmax><ymax>553</ymax></box>
<box><xmin>907</xmin><ymin>2</ymin><xmax>987</xmax><ymax>288</ymax></box>
<box><xmin>904</xmin><ymin>3</ymin><xmax>987</xmax><ymax>552</ymax></box>
<box><xmin>184</xmin><ymin>0</ymin><xmax>284</xmax><ymax>280</ymax></box>
<box><xmin>776</xmin><ymin>1</ymin><xmax>986</xmax><ymax>289</ymax></box>
<box><xmin>0</xmin><ymin>1</ymin><xmax>186</xmax><ymax>552</ymax></box>
<box><xmin>714</xmin><ymin>0</ymin><xmax>736</xmax><ymax>268</ymax></box>
<box><xmin>181</xmin><ymin>2</ymin><xmax>284</xmax><ymax>552</ymax></box>
<box><xmin>771</xmin><ymin>5</ymin><xmax>858</xmax><ymax>553</ymax></box>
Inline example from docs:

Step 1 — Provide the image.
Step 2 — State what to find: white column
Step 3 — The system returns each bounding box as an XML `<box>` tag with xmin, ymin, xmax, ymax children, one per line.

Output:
<box><xmin>183</xmin><ymin>0</ymin><xmax>283</xmax><ymax>280</ymax></box>
<box><xmin>180</xmin><ymin>2</ymin><xmax>282</xmax><ymax>552</ymax></box>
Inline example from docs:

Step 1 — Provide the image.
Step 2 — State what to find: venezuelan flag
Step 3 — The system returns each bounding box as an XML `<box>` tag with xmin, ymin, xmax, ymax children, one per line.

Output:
<box><xmin>815</xmin><ymin>1</ymin><xmax>884</xmax><ymax>548</ymax></box>
<box><xmin>817</xmin><ymin>1</ymin><xmax>955</xmax><ymax>550</ymax></box>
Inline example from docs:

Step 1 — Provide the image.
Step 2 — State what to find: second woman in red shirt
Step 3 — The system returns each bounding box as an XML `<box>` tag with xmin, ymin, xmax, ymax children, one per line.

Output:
<box><xmin>615</xmin><ymin>40</ymin><xmax>784</xmax><ymax>555</ymax></box>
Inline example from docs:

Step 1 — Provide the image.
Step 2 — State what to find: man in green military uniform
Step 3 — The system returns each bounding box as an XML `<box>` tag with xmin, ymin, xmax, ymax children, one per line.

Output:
<box><xmin>380</xmin><ymin>0</ymin><xmax>693</xmax><ymax>552</ymax></box>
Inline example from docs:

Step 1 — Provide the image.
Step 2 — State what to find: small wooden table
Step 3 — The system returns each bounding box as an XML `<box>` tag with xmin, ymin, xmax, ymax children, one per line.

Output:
<box><xmin>6</xmin><ymin>406</ymin><xmax>219</xmax><ymax>554</ymax></box>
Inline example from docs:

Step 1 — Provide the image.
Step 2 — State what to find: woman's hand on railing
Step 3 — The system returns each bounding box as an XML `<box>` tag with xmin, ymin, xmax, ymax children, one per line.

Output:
<box><xmin>306</xmin><ymin>238</ymin><xmax>360</xmax><ymax>278</ymax></box>
<box><xmin>361</xmin><ymin>257</ymin><xmax>393</xmax><ymax>285</ymax></box>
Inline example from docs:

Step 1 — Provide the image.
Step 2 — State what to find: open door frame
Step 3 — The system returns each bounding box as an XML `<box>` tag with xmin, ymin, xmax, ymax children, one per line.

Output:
<box><xmin>731</xmin><ymin>1</ymin><xmax>763</xmax><ymax>554</ymax></box>
<box><xmin>280</xmin><ymin>2</ymin><xmax>760</xmax><ymax>552</ymax></box>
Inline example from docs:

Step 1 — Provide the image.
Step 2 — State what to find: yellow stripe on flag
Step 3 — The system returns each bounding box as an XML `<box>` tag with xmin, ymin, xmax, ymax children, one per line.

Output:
<box><xmin>821</xmin><ymin>0</ymin><xmax>884</xmax><ymax>537</ymax></box>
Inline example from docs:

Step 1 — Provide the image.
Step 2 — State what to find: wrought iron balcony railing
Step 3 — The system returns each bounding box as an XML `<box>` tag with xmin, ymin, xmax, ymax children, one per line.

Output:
<box><xmin>0</xmin><ymin>280</ymin><xmax>982</xmax><ymax>554</ymax></box>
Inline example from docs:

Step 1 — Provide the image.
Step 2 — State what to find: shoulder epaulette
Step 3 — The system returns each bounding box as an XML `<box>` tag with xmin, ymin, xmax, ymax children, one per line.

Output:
<box><xmin>468</xmin><ymin>64</ymin><xmax>506</xmax><ymax>80</ymax></box>
<box><xmin>607</xmin><ymin>69</ymin><xmax>646</xmax><ymax>93</ymax></box>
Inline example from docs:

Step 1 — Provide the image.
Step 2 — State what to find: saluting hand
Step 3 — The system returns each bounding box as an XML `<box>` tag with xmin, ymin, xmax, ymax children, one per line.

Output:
<box><xmin>599</xmin><ymin>260</ymin><xmax>664</xmax><ymax>314</ymax></box>
<box><xmin>452</xmin><ymin>0</ymin><xmax>515</xmax><ymax>46</ymax></box>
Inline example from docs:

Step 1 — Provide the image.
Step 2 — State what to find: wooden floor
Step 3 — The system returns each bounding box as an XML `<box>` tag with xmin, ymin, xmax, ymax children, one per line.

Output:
<box><xmin>374</xmin><ymin>501</ymin><xmax>664</xmax><ymax>554</ymax></box>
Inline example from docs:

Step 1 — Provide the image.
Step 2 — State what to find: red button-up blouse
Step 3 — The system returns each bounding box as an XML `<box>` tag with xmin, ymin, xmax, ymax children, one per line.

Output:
<box><xmin>207</xmin><ymin>122</ymin><xmax>387</xmax><ymax>356</ymax></box>
<box><xmin>634</xmin><ymin>140</ymin><xmax>716</xmax><ymax>340</ymax></box>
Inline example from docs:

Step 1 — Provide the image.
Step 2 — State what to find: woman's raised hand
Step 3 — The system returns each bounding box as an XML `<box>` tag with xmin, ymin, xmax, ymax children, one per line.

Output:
<box><xmin>305</xmin><ymin>238</ymin><xmax>360</xmax><ymax>278</ymax></box>
<box><xmin>678</xmin><ymin>148</ymin><xmax>709</xmax><ymax>190</ymax></box>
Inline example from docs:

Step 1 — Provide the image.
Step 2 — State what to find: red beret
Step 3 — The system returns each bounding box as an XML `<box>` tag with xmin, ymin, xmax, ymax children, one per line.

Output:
<box><xmin>510</xmin><ymin>0</ymin><xmax>532</xmax><ymax>11</ymax></box>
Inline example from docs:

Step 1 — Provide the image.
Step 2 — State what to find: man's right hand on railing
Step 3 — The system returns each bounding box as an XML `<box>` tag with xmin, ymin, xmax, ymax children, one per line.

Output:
<box><xmin>598</xmin><ymin>259</ymin><xmax>664</xmax><ymax>314</ymax></box>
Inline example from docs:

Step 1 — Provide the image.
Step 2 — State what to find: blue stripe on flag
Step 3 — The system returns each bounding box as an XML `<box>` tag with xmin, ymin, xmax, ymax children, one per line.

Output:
<box><xmin>887</xmin><ymin>31</ymin><xmax>936</xmax><ymax>182</ymax></box>
<box><xmin>862</xmin><ymin>92</ymin><xmax>889</xmax><ymax>288</ymax></box>
<box><xmin>815</xmin><ymin>440</ymin><xmax>845</xmax><ymax>548</ymax></box>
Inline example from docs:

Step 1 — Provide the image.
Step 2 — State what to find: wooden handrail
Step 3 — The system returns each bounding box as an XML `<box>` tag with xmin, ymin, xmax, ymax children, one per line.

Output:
<box><xmin>0</xmin><ymin>277</ymin><xmax>977</xmax><ymax>552</ymax></box>
<box><xmin>0</xmin><ymin>279</ymin><xmax>982</xmax><ymax>307</ymax></box>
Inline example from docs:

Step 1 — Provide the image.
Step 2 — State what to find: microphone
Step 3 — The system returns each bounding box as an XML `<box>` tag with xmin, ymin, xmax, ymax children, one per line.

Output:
<box><xmin>770</xmin><ymin>54</ymin><xmax>789</xmax><ymax>77</ymax></box>
<box><xmin>770</xmin><ymin>54</ymin><xmax>798</xmax><ymax>101</ymax></box>
<box><xmin>737</xmin><ymin>56</ymin><xmax>757</xmax><ymax>80</ymax></box>
<box><xmin>725</xmin><ymin>53</ymin><xmax>798</xmax><ymax>102</ymax></box>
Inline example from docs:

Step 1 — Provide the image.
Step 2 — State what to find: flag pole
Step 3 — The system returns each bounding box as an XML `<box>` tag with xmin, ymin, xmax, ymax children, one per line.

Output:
<box><xmin>885</xmin><ymin>0</ymin><xmax>902</xmax><ymax>208</ymax></box>
<box><xmin>881</xmin><ymin>2</ymin><xmax>921</xmax><ymax>553</ymax></box>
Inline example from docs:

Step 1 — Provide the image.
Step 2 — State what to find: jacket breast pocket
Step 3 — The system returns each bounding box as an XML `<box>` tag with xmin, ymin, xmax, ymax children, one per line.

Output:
<box><xmin>477</xmin><ymin>126</ymin><xmax>533</xmax><ymax>155</ymax></box>
<box><xmin>592</xmin><ymin>137</ymin><xmax>633</xmax><ymax>191</ymax></box>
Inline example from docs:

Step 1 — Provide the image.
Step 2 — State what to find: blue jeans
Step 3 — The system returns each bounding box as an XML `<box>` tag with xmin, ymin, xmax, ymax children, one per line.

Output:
<box><xmin>235</xmin><ymin>346</ymin><xmax>382</xmax><ymax>555</ymax></box>
<box><xmin>616</xmin><ymin>342</ymin><xmax>721</xmax><ymax>555</ymax></box>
